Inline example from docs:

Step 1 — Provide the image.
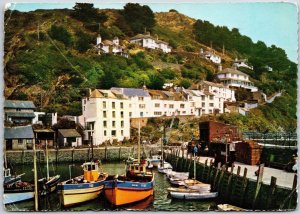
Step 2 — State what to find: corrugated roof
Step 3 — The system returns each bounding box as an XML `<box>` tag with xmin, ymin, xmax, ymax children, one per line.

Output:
<box><xmin>4</xmin><ymin>100</ymin><xmax>36</xmax><ymax>109</ymax></box>
<box><xmin>6</xmin><ymin>112</ymin><xmax>36</xmax><ymax>118</ymax></box>
<box><xmin>111</xmin><ymin>87</ymin><xmax>150</xmax><ymax>97</ymax></box>
<box><xmin>58</xmin><ymin>129</ymin><xmax>81</xmax><ymax>138</ymax></box>
<box><xmin>4</xmin><ymin>126</ymin><xmax>34</xmax><ymax>139</ymax></box>
<box><xmin>218</xmin><ymin>68</ymin><xmax>248</xmax><ymax>76</ymax></box>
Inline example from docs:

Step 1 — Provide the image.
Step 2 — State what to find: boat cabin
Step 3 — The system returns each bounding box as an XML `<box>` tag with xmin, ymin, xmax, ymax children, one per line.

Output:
<box><xmin>82</xmin><ymin>162</ymin><xmax>100</xmax><ymax>182</ymax></box>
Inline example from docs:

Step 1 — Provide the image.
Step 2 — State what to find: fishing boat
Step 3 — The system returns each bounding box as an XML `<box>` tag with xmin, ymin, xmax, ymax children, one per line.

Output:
<box><xmin>4</xmin><ymin>168</ymin><xmax>23</xmax><ymax>186</ymax></box>
<box><xmin>4</xmin><ymin>181</ymin><xmax>35</xmax><ymax>205</ymax></box>
<box><xmin>167</xmin><ymin>187</ymin><xmax>218</xmax><ymax>200</ymax></box>
<box><xmin>104</xmin><ymin>120</ymin><xmax>155</xmax><ymax>206</ymax></box>
<box><xmin>217</xmin><ymin>204</ymin><xmax>247</xmax><ymax>211</ymax></box>
<box><xmin>148</xmin><ymin>155</ymin><xmax>162</xmax><ymax>167</ymax></box>
<box><xmin>57</xmin><ymin>160</ymin><xmax>108</xmax><ymax>207</ymax></box>
<box><xmin>38</xmin><ymin>140</ymin><xmax>61</xmax><ymax>196</ymax></box>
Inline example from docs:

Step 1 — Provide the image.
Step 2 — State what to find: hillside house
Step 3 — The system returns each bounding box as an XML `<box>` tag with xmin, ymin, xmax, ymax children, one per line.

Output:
<box><xmin>4</xmin><ymin>126</ymin><xmax>34</xmax><ymax>150</ymax></box>
<box><xmin>57</xmin><ymin>129</ymin><xmax>82</xmax><ymax>147</ymax></box>
<box><xmin>130</xmin><ymin>32</ymin><xmax>172</xmax><ymax>53</ymax></box>
<box><xmin>233</xmin><ymin>58</ymin><xmax>253</xmax><ymax>70</ymax></box>
<box><xmin>4</xmin><ymin>100</ymin><xmax>36</xmax><ymax>126</ymax></box>
<box><xmin>95</xmin><ymin>34</ymin><xmax>128</xmax><ymax>58</ymax></box>
<box><xmin>200</xmin><ymin>49</ymin><xmax>221</xmax><ymax>64</ymax></box>
<box><xmin>216</xmin><ymin>67</ymin><xmax>258</xmax><ymax>92</ymax></box>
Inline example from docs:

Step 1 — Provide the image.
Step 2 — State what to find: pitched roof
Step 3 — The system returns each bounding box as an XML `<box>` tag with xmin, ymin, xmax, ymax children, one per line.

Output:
<box><xmin>6</xmin><ymin>112</ymin><xmax>36</xmax><ymax>118</ymax></box>
<box><xmin>130</xmin><ymin>34</ymin><xmax>155</xmax><ymax>41</ymax></box>
<box><xmin>4</xmin><ymin>100</ymin><xmax>36</xmax><ymax>109</ymax></box>
<box><xmin>111</xmin><ymin>87</ymin><xmax>150</xmax><ymax>97</ymax></box>
<box><xmin>217</xmin><ymin>68</ymin><xmax>248</xmax><ymax>76</ymax></box>
<box><xmin>202</xmin><ymin>80</ymin><xmax>227</xmax><ymax>88</ymax></box>
<box><xmin>4</xmin><ymin>126</ymin><xmax>34</xmax><ymax>139</ymax></box>
<box><xmin>90</xmin><ymin>89</ymin><xmax>127</xmax><ymax>99</ymax></box>
<box><xmin>58</xmin><ymin>129</ymin><xmax>81</xmax><ymax>138</ymax></box>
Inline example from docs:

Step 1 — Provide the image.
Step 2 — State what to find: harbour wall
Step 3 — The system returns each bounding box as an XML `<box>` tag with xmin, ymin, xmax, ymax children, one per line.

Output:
<box><xmin>165</xmin><ymin>151</ymin><xmax>297</xmax><ymax>211</ymax></box>
<box><xmin>6</xmin><ymin>146</ymin><xmax>161</xmax><ymax>165</ymax></box>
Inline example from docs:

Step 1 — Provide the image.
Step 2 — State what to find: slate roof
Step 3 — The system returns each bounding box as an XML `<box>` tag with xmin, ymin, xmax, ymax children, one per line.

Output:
<box><xmin>6</xmin><ymin>112</ymin><xmax>36</xmax><ymax>118</ymax></box>
<box><xmin>58</xmin><ymin>129</ymin><xmax>81</xmax><ymax>138</ymax></box>
<box><xmin>217</xmin><ymin>68</ymin><xmax>248</xmax><ymax>76</ymax></box>
<box><xmin>111</xmin><ymin>87</ymin><xmax>150</xmax><ymax>97</ymax></box>
<box><xmin>4</xmin><ymin>126</ymin><xmax>34</xmax><ymax>139</ymax></box>
<box><xmin>4</xmin><ymin>100</ymin><xmax>36</xmax><ymax>109</ymax></box>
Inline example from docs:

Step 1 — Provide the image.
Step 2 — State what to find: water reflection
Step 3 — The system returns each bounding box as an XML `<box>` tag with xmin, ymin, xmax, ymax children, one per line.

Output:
<box><xmin>5</xmin><ymin>162</ymin><xmax>216</xmax><ymax>211</ymax></box>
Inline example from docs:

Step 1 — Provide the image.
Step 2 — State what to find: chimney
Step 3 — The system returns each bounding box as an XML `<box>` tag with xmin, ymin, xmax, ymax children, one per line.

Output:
<box><xmin>96</xmin><ymin>34</ymin><xmax>102</xmax><ymax>45</ymax></box>
<box><xmin>200</xmin><ymin>48</ymin><xmax>203</xmax><ymax>54</ymax></box>
<box><xmin>218</xmin><ymin>64</ymin><xmax>222</xmax><ymax>72</ymax></box>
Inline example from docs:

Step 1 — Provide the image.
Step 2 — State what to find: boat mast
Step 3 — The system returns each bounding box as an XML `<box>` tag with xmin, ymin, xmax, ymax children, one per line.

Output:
<box><xmin>161</xmin><ymin>133</ymin><xmax>164</xmax><ymax>168</ymax></box>
<box><xmin>33</xmin><ymin>132</ymin><xmax>39</xmax><ymax>211</ymax></box>
<box><xmin>138</xmin><ymin>119</ymin><xmax>141</xmax><ymax>164</ymax></box>
<box><xmin>46</xmin><ymin>139</ymin><xmax>49</xmax><ymax>180</ymax></box>
<box><xmin>193</xmin><ymin>153</ymin><xmax>196</xmax><ymax>180</ymax></box>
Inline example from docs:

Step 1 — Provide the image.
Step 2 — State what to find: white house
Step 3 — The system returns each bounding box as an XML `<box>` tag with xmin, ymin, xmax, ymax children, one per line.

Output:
<box><xmin>233</xmin><ymin>58</ymin><xmax>253</xmax><ymax>70</ymax></box>
<box><xmin>82</xmin><ymin>89</ymin><xmax>131</xmax><ymax>145</ymax></box>
<box><xmin>130</xmin><ymin>33</ymin><xmax>172</xmax><ymax>53</ymax></box>
<box><xmin>95</xmin><ymin>34</ymin><xmax>128</xmax><ymax>58</ymax></box>
<box><xmin>201</xmin><ymin>50</ymin><xmax>221</xmax><ymax>64</ymax></box>
<box><xmin>216</xmin><ymin>67</ymin><xmax>258</xmax><ymax>92</ymax></box>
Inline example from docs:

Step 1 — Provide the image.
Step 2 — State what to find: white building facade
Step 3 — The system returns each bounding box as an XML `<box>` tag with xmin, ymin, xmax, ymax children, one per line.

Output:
<box><xmin>83</xmin><ymin>84</ymin><xmax>236</xmax><ymax>145</ymax></box>
<box><xmin>216</xmin><ymin>68</ymin><xmax>258</xmax><ymax>92</ymax></box>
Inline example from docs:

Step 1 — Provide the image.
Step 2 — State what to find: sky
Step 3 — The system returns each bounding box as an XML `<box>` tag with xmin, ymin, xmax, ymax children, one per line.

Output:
<box><xmin>6</xmin><ymin>2</ymin><xmax>298</xmax><ymax>63</ymax></box>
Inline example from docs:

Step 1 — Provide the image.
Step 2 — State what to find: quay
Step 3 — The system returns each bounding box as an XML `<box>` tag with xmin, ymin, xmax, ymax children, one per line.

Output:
<box><xmin>165</xmin><ymin>149</ymin><xmax>297</xmax><ymax>211</ymax></box>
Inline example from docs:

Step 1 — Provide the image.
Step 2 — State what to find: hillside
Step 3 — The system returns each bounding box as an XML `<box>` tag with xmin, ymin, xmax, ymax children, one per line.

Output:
<box><xmin>3</xmin><ymin>3</ymin><xmax>297</xmax><ymax>132</ymax></box>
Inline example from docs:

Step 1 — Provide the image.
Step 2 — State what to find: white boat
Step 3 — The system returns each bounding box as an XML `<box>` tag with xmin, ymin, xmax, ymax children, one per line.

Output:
<box><xmin>157</xmin><ymin>162</ymin><xmax>173</xmax><ymax>174</ymax></box>
<box><xmin>217</xmin><ymin>204</ymin><xmax>246</xmax><ymax>211</ymax></box>
<box><xmin>184</xmin><ymin>179</ymin><xmax>211</xmax><ymax>192</ymax></box>
<box><xmin>166</xmin><ymin>171</ymin><xmax>189</xmax><ymax>180</ymax></box>
<box><xmin>169</xmin><ymin>177</ymin><xmax>185</xmax><ymax>186</ymax></box>
<box><xmin>148</xmin><ymin>155</ymin><xmax>162</xmax><ymax>167</ymax></box>
<box><xmin>167</xmin><ymin>187</ymin><xmax>218</xmax><ymax>200</ymax></box>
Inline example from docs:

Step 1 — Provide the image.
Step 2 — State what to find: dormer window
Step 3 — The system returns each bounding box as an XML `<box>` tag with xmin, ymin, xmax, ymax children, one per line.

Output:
<box><xmin>104</xmin><ymin>93</ymin><xmax>108</xmax><ymax>97</ymax></box>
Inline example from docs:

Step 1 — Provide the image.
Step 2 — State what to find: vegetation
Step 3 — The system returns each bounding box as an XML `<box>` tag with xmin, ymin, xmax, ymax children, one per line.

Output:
<box><xmin>3</xmin><ymin>3</ymin><xmax>297</xmax><ymax>132</ymax></box>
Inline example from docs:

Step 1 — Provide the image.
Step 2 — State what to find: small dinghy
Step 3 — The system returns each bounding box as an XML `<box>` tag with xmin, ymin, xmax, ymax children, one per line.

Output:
<box><xmin>157</xmin><ymin>162</ymin><xmax>173</xmax><ymax>174</ymax></box>
<box><xmin>184</xmin><ymin>179</ymin><xmax>211</xmax><ymax>192</ymax></box>
<box><xmin>167</xmin><ymin>187</ymin><xmax>218</xmax><ymax>200</ymax></box>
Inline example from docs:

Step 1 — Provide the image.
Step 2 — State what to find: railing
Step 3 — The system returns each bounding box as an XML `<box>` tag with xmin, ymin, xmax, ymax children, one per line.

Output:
<box><xmin>243</xmin><ymin>132</ymin><xmax>297</xmax><ymax>148</ymax></box>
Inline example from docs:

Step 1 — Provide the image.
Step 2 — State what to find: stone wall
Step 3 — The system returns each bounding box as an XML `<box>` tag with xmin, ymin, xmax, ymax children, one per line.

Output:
<box><xmin>6</xmin><ymin>146</ymin><xmax>161</xmax><ymax>165</ymax></box>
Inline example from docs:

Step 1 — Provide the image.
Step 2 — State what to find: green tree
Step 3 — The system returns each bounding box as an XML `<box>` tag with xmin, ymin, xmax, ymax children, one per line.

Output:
<box><xmin>72</xmin><ymin>3</ymin><xmax>107</xmax><ymax>23</ymax></box>
<box><xmin>179</xmin><ymin>79</ymin><xmax>192</xmax><ymax>89</ymax></box>
<box><xmin>75</xmin><ymin>30</ymin><xmax>93</xmax><ymax>52</ymax></box>
<box><xmin>48</xmin><ymin>25</ymin><xmax>72</xmax><ymax>47</ymax></box>
<box><xmin>123</xmin><ymin>3</ymin><xmax>156</xmax><ymax>34</ymax></box>
<box><xmin>148</xmin><ymin>74</ymin><xmax>164</xmax><ymax>89</ymax></box>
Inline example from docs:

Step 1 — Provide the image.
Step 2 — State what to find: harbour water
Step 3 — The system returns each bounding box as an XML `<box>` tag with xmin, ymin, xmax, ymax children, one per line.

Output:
<box><xmin>5</xmin><ymin>162</ymin><xmax>216</xmax><ymax>211</ymax></box>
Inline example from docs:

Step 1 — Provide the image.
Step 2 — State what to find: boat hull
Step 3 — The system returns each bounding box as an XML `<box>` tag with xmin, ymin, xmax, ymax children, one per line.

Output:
<box><xmin>3</xmin><ymin>191</ymin><xmax>34</xmax><ymax>205</ymax></box>
<box><xmin>58</xmin><ymin>180</ymin><xmax>104</xmax><ymax>207</ymax></box>
<box><xmin>104</xmin><ymin>179</ymin><xmax>154</xmax><ymax>206</ymax></box>
<box><xmin>169</xmin><ymin>191</ymin><xmax>218</xmax><ymax>200</ymax></box>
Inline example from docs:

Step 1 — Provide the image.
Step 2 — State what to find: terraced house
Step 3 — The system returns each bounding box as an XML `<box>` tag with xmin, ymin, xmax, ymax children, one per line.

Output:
<box><xmin>82</xmin><ymin>83</ymin><xmax>236</xmax><ymax>145</ymax></box>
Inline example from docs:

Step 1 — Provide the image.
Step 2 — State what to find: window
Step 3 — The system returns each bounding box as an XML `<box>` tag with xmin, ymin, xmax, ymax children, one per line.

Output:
<box><xmin>201</xmin><ymin>95</ymin><xmax>205</xmax><ymax>101</ymax></box>
<box><xmin>111</xmin><ymin>130</ymin><xmax>116</xmax><ymax>136</ymax></box>
<box><xmin>121</xmin><ymin>130</ymin><xmax>123</xmax><ymax>136</ymax></box>
<box><xmin>154</xmin><ymin>112</ymin><xmax>162</xmax><ymax>115</ymax></box>
<box><xmin>139</xmin><ymin>104</ymin><xmax>146</xmax><ymax>108</ymax></box>
<box><xmin>153</xmin><ymin>95</ymin><xmax>160</xmax><ymax>99</ymax></box>
<box><xmin>120</xmin><ymin>102</ymin><xmax>123</xmax><ymax>109</ymax></box>
<box><xmin>155</xmin><ymin>103</ymin><xmax>160</xmax><ymax>107</ymax></box>
<box><xmin>209</xmin><ymin>103</ymin><xmax>214</xmax><ymax>107</ymax></box>
<box><xmin>121</xmin><ymin>111</ymin><xmax>124</xmax><ymax>118</ymax></box>
<box><xmin>112</xmin><ymin>111</ymin><xmax>116</xmax><ymax>118</ymax></box>
<box><xmin>112</xmin><ymin>121</ymin><xmax>116</xmax><ymax>127</ymax></box>
<box><xmin>112</xmin><ymin>102</ymin><xmax>115</xmax><ymax>109</ymax></box>
<box><xmin>104</xmin><ymin>130</ymin><xmax>107</xmax><ymax>136</ymax></box>
<box><xmin>138</xmin><ymin>97</ymin><xmax>144</xmax><ymax>101</ymax></box>
<box><xmin>103</xmin><ymin>121</ymin><xmax>107</xmax><ymax>127</ymax></box>
<box><xmin>182</xmin><ymin>111</ymin><xmax>186</xmax><ymax>114</ymax></box>
<box><xmin>191</xmin><ymin>102</ymin><xmax>195</xmax><ymax>107</ymax></box>
<box><xmin>209</xmin><ymin>109</ymin><xmax>213</xmax><ymax>113</ymax></box>
<box><xmin>84</xmin><ymin>100</ymin><xmax>86</xmax><ymax>104</ymax></box>
<box><xmin>18</xmin><ymin>139</ymin><xmax>23</xmax><ymax>144</ymax></box>
<box><xmin>180</xmin><ymin>104</ymin><xmax>185</xmax><ymax>108</ymax></box>
<box><xmin>202</xmin><ymin>102</ymin><xmax>205</xmax><ymax>107</ymax></box>
<box><xmin>209</xmin><ymin>95</ymin><xmax>214</xmax><ymax>100</ymax></box>
<box><xmin>164</xmin><ymin>104</ymin><xmax>167</xmax><ymax>108</ymax></box>
<box><xmin>103</xmin><ymin>101</ymin><xmax>106</xmax><ymax>108</ymax></box>
<box><xmin>169</xmin><ymin>104</ymin><xmax>174</xmax><ymax>108</ymax></box>
<box><xmin>103</xmin><ymin>111</ymin><xmax>107</xmax><ymax>118</ymax></box>
<box><xmin>140</xmin><ymin>112</ymin><xmax>144</xmax><ymax>117</ymax></box>
<box><xmin>83</xmin><ymin>106</ymin><xmax>85</xmax><ymax>111</ymax></box>
<box><xmin>121</xmin><ymin>121</ymin><xmax>124</xmax><ymax>127</ymax></box>
<box><xmin>129</xmin><ymin>112</ymin><xmax>132</xmax><ymax>117</ymax></box>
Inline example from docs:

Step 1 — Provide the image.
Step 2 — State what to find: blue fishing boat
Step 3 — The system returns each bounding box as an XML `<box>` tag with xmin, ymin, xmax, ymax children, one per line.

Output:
<box><xmin>57</xmin><ymin>161</ymin><xmax>108</xmax><ymax>207</ymax></box>
<box><xmin>104</xmin><ymin>121</ymin><xmax>154</xmax><ymax>206</ymax></box>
